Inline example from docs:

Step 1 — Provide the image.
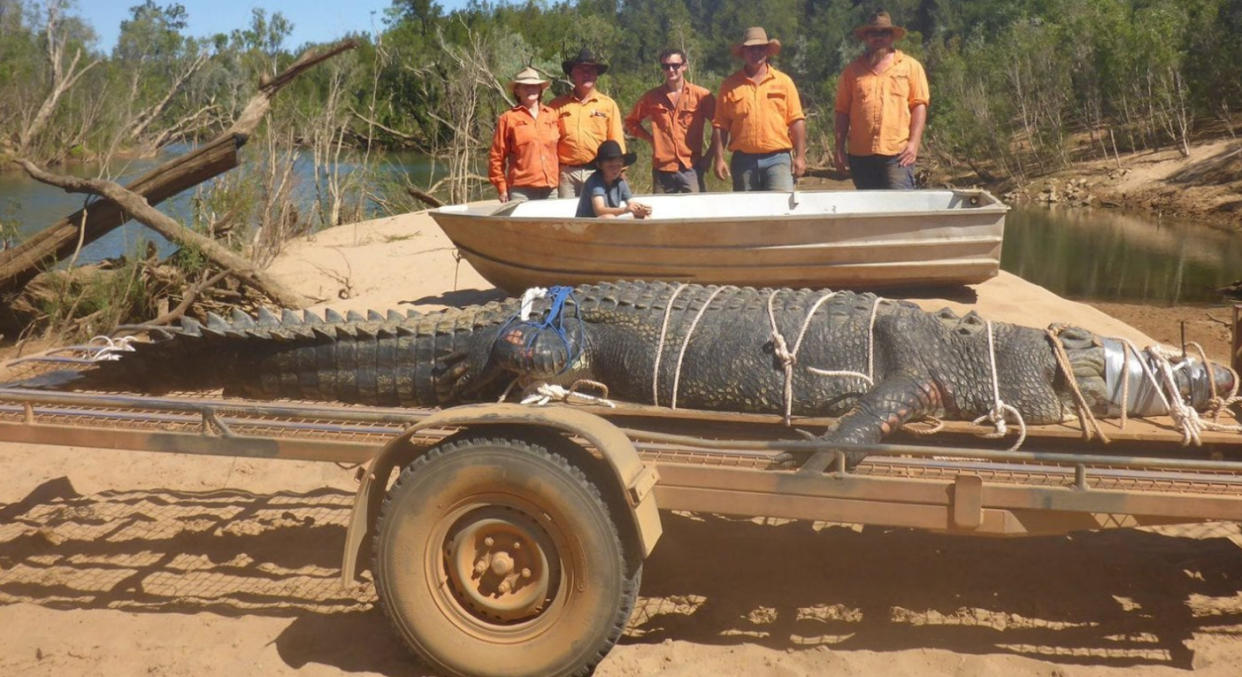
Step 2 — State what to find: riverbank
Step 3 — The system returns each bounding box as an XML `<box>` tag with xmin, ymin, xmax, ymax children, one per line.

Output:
<box><xmin>974</xmin><ymin>137</ymin><xmax>1242</xmax><ymax>232</ymax></box>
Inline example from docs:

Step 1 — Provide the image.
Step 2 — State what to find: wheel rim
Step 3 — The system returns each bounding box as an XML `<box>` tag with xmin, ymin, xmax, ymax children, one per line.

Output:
<box><xmin>439</xmin><ymin>504</ymin><xmax>562</xmax><ymax>626</ymax></box>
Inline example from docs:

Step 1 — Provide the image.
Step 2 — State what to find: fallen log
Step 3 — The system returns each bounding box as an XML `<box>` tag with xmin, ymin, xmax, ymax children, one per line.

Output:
<box><xmin>14</xmin><ymin>159</ymin><xmax>310</xmax><ymax>308</ymax></box>
<box><xmin>0</xmin><ymin>133</ymin><xmax>244</xmax><ymax>294</ymax></box>
<box><xmin>0</xmin><ymin>39</ymin><xmax>358</xmax><ymax>297</ymax></box>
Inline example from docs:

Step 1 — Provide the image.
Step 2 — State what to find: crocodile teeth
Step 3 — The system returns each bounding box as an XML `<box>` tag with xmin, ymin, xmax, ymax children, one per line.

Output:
<box><xmin>346</xmin><ymin>310</ymin><xmax>366</xmax><ymax>322</ymax></box>
<box><xmin>281</xmin><ymin>309</ymin><xmax>302</xmax><ymax>325</ymax></box>
<box><xmin>325</xmin><ymin>309</ymin><xmax>345</xmax><ymax>323</ymax></box>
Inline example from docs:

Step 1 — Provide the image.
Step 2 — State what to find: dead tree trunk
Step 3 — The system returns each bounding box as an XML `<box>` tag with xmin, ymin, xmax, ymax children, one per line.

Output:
<box><xmin>15</xmin><ymin>159</ymin><xmax>309</xmax><ymax>308</ymax></box>
<box><xmin>0</xmin><ymin>133</ymin><xmax>244</xmax><ymax>293</ymax></box>
<box><xmin>17</xmin><ymin>3</ymin><xmax>100</xmax><ymax>155</ymax></box>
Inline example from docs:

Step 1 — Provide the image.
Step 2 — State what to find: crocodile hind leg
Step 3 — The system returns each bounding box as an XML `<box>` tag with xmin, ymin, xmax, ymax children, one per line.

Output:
<box><xmin>798</xmin><ymin>373</ymin><xmax>943</xmax><ymax>474</ymax></box>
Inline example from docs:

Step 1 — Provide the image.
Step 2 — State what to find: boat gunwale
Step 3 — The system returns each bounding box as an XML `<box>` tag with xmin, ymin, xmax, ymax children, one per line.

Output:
<box><xmin>429</xmin><ymin>189</ymin><xmax>1011</xmax><ymax>224</ymax></box>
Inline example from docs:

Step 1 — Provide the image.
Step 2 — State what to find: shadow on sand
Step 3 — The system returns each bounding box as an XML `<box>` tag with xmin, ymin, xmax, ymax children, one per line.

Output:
<box><xmin>2</xmin><ymin>479</ymin><xmax>1239</xmax><ymax>671</ymax></box>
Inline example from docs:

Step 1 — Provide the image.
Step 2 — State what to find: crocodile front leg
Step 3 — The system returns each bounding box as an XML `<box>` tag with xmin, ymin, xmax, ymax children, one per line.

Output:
<box><xmin>799</xmin><ymin>373</ymin><xmax>944</xmax><ymax>474</ymax></box>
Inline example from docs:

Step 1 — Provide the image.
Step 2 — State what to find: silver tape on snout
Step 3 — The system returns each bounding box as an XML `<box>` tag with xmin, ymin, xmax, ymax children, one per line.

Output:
<box><xmin>1101</xmin><ymin>338</ymin><xmax>1212</xmax><ymax>416</ymax></box>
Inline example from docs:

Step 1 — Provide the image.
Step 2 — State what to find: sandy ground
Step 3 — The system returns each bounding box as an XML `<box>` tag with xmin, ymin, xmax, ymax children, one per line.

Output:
<box><xmin>2</xmin><ymin>209</ymin><xmax>1241</xmax><ymax>676</ymax></box>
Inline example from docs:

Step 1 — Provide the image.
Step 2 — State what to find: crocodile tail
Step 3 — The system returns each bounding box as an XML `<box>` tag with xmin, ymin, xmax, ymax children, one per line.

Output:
<box><xmin>74</xmin><ymin>302</ymin><xmax>518</xmax><ymax>406</ymax></box>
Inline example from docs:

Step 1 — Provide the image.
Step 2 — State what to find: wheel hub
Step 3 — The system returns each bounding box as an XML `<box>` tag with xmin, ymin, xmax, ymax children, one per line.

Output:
<box><xmin>444</xmin><ymin>511</ymin><xmax>556</xmax><ymax>623</ymax></box>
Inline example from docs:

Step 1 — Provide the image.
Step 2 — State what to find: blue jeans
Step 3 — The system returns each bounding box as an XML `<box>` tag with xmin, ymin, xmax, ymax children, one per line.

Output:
<box><xmin>848</xmin><ymin>153</ymin><xmax>916</xmax><ymax>189</ymax></box>
<box><xmin>652</xmin><ymin>167</ymin><xmax>703</xmax><ymax>193</ymax></box>
<box><xmin>730</xmin><ymin>150</ymin><xmax>794</xmax><ymax>191</ymax></box>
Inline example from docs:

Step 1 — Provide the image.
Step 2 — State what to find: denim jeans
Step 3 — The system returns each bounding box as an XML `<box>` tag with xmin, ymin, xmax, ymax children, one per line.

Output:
<box><xmin>508</xmin><ymin>186</ymin><xmax>554</xmax><ymax>201</ymax></box>
<box><xmin>730</xmin><ymin>150</ymin><xmax>794</xmax><ymax>191</ymax></box>
<box><xmin>847</xmin><ymin>153</ymin><xmax>916</xmax><ymax>190</ymax></box>
<box><xmin>652</xmin><ymin>167</ymin><xmax>702</xmax><ymax>193</ymax></box>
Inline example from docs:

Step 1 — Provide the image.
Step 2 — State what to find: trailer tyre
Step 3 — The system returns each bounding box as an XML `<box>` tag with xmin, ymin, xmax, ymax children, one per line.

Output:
<box><xmin>373</xmin><ymin>433</ymin><xmax>639</xmax><ymax>677</ymax></box>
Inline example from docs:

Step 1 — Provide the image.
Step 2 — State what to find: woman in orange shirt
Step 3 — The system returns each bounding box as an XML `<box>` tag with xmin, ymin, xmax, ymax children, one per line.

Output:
<box><xmin>488</xmin><ymin>67</ymin><xmax>560</xmax><ymax>202</ymax></box>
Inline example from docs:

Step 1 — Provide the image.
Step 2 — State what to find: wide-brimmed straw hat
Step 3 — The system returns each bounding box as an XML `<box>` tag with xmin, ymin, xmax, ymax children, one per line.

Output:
<box><xmin>507</xmin><ymin>66</ymin><xmax>549</xmax><ymax>96</ymax></box>
<box><xmin>730</xmin><ymin>26</ymin><xmax>782</xmax><ymax>58</ymax></box>
<box><xmin>562</xmin><ymin>47</ymin><xmax>609</xmax><ymax>76</ymax></box>
<box><xmin>592</xmin><ymin>140</ymin><xmax>636</xmax><ymax>167</ymax></box>
<box><xmin>853</xmin><ymin>10</ymin><xmax>907</xmax><ymax>40</ymax></box>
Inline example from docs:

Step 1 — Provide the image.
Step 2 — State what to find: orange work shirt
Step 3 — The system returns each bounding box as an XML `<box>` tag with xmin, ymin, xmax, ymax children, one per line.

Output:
<box><xmin>549</xmin><ymin>89</ymin><xmax>625</xmax><ymax>167</ymax></box>
<box><xmin>624</xmin><ymin>82</ymin><xmax>716</xmax><ymax>172</ymax></box>
<box><xmin>488</xmin><ymin>104</ymin><xmax>560</xmax><ymax>194</ymax></box>
<box><xmin>712</xmin><ymin>66</ymin><xmax>805</xmax><ymax>154</ymax></box>
<box><xmin>834</xmin><ymin>50</ymin><xmax>930</xmax><ymax>156</ymax></box>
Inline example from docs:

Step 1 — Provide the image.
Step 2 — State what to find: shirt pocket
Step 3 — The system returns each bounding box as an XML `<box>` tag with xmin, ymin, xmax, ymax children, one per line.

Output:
<box><xmin>765</xmin><ymin>91</ymin><xmax>788</xmax><ymax>122</ymax></box>
<box><xmin>587</xmin><ymin>108</ymin><xmax>611</xmax><ymax>137</ymax></box>
<box><xmin>512</xmin><ymin>122</ymin><xmax>536</xmax><ymax>149</ymax></box>
<box><xmin>889</xmin><ymin>74</ymin><xmax>911</xmax><ymax>103</ymax></box>
<box><xmin>724</xmin><ymin>88</ymin><xmax>751</xmax><ymax>118</ymax></box>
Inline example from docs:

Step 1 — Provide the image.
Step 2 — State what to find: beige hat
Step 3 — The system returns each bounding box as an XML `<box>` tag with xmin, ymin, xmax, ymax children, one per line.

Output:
<box><xmin>508</xmin><ymin>66</ymin><xmax>549</xmax><ymax>97</ymax></box>
<box><xmin>730</xmin><ymin>26</ymin><xmax>782</xmax><ymax>58</ymax></box>
<box><xmin>853</xmin><ymin>10</ymin><xmax>907</xmax><ymax>40</ymax></box>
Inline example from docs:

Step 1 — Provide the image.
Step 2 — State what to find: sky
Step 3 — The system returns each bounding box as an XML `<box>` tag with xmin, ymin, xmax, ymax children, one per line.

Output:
<box><xmin>78</xmin><ymin>0</ymin><xmax>474</xmax><ymax>53</ymax></box>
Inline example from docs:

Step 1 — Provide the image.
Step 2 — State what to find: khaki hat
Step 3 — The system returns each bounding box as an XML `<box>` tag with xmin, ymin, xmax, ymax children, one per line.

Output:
<box><xmin>853</xmin><ymin>10</ymin><xmax>907</xmax><ymax>40</ymax></box>
<box><xmin>508</xmin><ymin>66</ymin><xmax>549</xmax><ymax>97</ymax></box>
<box><xmin>730</xmin><ymin>26</ymin><xmax>782</xmax><ymax>58</ymax></box>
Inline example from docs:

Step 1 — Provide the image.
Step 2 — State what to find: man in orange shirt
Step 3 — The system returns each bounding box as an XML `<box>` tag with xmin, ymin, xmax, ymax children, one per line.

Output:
<box><xmin>625</xmin><ymin>48</ymin><xmax>716</xmax><ymax>193</ymax></box>
<box><xmin>711</xmin><ymin>27</ymin><xmax>806</xmax><ymax>192</ymax></box>
<box><xmin>488</xmin><ymin>67</ymin><xmax>559</xmax><ymax>202</ymax></box>
<box><xmin>833</xmin><ymin>11</ymin><xmax>929</xmax><ymax>190</ymax></box>
<box><xmin>550</xmin><ymin>48</ymin><xmax>626</xmax><ymax>198</ymax></box>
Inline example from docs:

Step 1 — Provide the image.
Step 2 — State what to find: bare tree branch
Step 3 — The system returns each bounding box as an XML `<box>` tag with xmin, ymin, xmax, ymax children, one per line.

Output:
<box><xmin>16</xmin><ymin>158</ymin><xmax>309</xmax><ymax>308</ymax></box>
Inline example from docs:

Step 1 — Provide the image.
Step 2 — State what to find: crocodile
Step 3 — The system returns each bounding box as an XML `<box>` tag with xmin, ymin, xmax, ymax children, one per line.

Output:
<box><xmin>32</xmin><ymin>281</ymin><xmax>1238</xmax><ymax>463</ymax></box>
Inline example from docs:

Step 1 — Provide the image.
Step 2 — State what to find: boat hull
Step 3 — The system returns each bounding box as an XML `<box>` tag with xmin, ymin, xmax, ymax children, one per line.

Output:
<box><xmin>430</xmin><ymin>189</ymin><xmax>1007</xmax><ymax>293</ymax></box>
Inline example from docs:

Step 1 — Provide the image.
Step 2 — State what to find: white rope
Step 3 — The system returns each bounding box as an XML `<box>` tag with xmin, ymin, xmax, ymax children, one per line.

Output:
<box><xmin>1141</xmin><ymin>344</ymin><xmax>1242</xmax><ymax>443</ymax></box>
<box><xmin>971</xmin><ymin>320</ymin><xmax>1027</xmax><ymax>450</ymax></box>
<box><xmin>1186</xmin><ymin>341</ymin><xmax>1242</xmax><ymax>427</ymax></box>
<box><xmin>670</xmin><ymin>286</ymin><xmax>728</xmax><ymax>409</ymax></box>
<box><xmin>87</xmin><ymin>335</ymin><xmax>137</xmax><ymax>361</ymax></box>
<box><xmin>651</xmin><ymin>283</ymin><xmax>688</xmax><ymax>407</ymax></box>
<box><xmin>766</xmin><ymin>289</ymin><xmax>878</xmax><ymax>426</ymax></box>
<box><xmin>520</xmin><ymin>382</ymin><xmax>616</xmax><ymax>408</ymax></box>
<box><xmin>865</xmin><ymin>296</ymin><xmax>885</xmax><ymax>381</ymax></box>
<box><xmin>518</xmin><ymin>286</ymin><xmax>548</xmax><ymax>321</ymax></box>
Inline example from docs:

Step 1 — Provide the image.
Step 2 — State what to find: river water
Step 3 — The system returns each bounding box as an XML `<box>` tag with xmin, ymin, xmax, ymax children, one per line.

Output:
<box><xmin>2</xmin><ymin>154</ymin><xmax>1240</xmax><ymax>304</ymax></box>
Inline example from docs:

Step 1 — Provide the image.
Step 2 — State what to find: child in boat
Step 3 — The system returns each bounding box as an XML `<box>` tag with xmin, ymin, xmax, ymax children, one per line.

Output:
<box><xmin>576</xmin><ymin>140</ymin><xmax>653</xmax><ymax>218</ymax></box>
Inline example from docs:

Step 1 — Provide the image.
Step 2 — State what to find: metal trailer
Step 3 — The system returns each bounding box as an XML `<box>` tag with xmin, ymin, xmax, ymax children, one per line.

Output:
<box><xmin>2</xmin><ymin>386</ymin><xmax>1241</xmax><ymax>676</ymax></box>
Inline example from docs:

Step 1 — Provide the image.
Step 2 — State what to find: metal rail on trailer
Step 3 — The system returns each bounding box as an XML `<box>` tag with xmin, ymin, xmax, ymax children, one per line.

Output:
<box><xmin>2</xmin><ymin>386</ymin><xmax>1241</xmax><ymax>676</ymax></box>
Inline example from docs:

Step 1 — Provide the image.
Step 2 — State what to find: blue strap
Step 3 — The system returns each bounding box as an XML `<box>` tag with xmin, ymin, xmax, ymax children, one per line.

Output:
<box><xmin>499</xmin><ymin>286</ymin><xmax>583</xmax><ymax>374</ymax></box>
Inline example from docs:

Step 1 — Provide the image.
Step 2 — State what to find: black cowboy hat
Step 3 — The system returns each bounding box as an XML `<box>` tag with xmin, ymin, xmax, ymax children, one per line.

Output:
<box><xmin>592</xmin><ymin>140</ymin><xmax>636</xmax><ymax>167</ymax></box>
<box><xmin>562</xmin><ymin>47</ymin><xmax>609</xmax><ymax>76</ymax></box>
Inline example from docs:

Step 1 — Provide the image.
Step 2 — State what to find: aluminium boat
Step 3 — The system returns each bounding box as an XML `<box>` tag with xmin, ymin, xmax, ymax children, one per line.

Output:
<box><xmin>428</xmin><ymin>189</ymin><xmax>1008</xmax><ymax>293</ymax></box>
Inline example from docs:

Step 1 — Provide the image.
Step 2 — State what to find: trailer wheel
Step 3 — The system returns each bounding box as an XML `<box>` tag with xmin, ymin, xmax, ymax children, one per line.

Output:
<box><xmin>373</xmin><ymin>433</ymin><xmax>639</xmax><ymax>677</ymax></box>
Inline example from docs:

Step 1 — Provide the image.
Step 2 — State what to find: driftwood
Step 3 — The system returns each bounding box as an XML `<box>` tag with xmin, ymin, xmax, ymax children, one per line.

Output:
<box><xmin>0</xmin><ymin>39</ymin><xmax>358</xmax><ymax>299</ymax></box>
<box><xmin>0</xmin><ymin>133</ymin><xmax>245</xmax><ymax>294</ymax></box>
<box><xmin>407</xmin><ymin>186</ymin><xmax>445</xmax><ymax>208</ymax></box>
<box><xmin>15</xmin><ymin>159</ymin><xmax>309</xmax><ymax>308</ymax></box>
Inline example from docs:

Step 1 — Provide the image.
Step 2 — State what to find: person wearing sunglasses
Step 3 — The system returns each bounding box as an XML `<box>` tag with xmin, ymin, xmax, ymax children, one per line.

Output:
<box><xmin>624</xmin><ymin>49</ymin><xmax>717</xmax><ymax>193</ymax></box>
<box><xmin>833</xmin><ymin>10</ymin><xmax>929</xmax><ymax>190</ymax></box>
<box><xmin>710</xmin><ymin>26</ymin><xmax>806</xmax><ymax>192</ymax></box>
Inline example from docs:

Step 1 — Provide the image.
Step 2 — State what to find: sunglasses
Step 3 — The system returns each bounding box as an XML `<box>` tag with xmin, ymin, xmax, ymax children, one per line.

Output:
<box><xmin>660</xmin><ymin>62</ymin><xmax>684</xmax><ymax>70</ymax></box>
<box><xmin>865</xmin><ymin>29</ymin><xmax>893</xmax><ymax>38</ymax></box>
